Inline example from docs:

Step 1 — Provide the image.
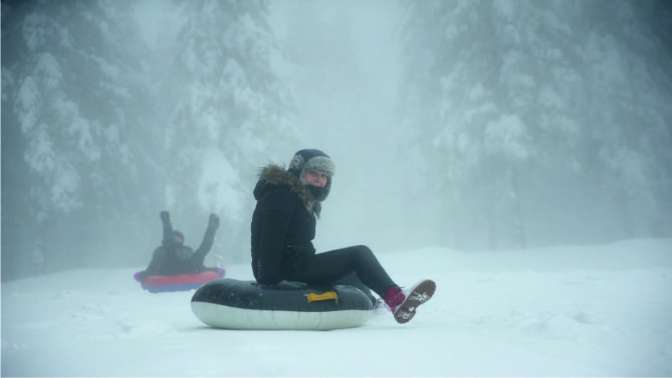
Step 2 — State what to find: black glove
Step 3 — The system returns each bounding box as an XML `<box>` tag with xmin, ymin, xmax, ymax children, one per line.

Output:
<box><xmin>208</xmin><ymin>213</ymin><xmax>220</xmax><ymax>230</ymax></box>
<box><xmin>160</xmin><ymin>211</ymin><xmax>170</xmax><ymax>222</ymax></box>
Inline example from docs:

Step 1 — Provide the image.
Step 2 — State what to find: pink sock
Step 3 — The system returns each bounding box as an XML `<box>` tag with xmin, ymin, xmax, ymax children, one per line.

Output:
<box><xmin>384</xmin><ymin>286</ymin><xmax>405</xmax><ymax>310</ymax></box>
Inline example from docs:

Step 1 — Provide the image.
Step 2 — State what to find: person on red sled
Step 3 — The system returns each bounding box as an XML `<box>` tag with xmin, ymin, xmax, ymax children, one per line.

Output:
<box><xmin>250</xmin><ymin>149</ymin><xmax>435</xmax><ymax>324</ymax></box>
<box><xmin>137</xmin><ymin>211</ymin><xmax>219</xmax><ymax>279</ymax></box>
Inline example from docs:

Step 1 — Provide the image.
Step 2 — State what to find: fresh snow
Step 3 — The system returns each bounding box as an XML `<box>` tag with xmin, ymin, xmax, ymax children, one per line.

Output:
<box><xmin>2</xmin><ymin>238</ymin><xmax>671</xmax><ymax>376</ymax></box>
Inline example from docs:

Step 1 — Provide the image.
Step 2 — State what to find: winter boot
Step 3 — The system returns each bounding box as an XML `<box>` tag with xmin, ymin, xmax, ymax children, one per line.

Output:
<box><xmin>384</xmin><ymin>279</ymin><xmax>436</xmax><ymax>324</ymax></box>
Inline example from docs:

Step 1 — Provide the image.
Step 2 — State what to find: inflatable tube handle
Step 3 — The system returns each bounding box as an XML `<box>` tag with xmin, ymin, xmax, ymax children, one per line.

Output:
<box><xmin>305</xmin><ymin>291</ymin><xmax>338</xmax><ymax>303</ymax></box>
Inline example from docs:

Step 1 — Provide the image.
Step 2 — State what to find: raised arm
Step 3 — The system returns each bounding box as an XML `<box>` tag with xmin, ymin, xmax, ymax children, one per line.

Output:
<box><xmin>160</xmin><ymin>211</ymin><xmax>174</xmax><ymax>246</ymax></box>
<box><xmin>195</xmin><ymin>213</ymin><xmax>219</xmax><ymax>257</ymax></box>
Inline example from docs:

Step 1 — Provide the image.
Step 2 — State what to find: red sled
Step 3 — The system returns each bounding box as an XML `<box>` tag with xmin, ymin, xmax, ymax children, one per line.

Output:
<box><xmin>134</xmin><ymin>268</ymin><xmax>225</xmax><ymax>293</ymax></box>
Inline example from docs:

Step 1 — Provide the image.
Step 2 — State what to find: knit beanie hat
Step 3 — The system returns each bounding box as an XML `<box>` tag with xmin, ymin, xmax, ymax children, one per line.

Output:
<box><xmin>288</xmin><ymin>149</ymin><xmax>335</xmax><ymax>178</ymax></box>
<box><xmin>288</xmin><ymin>149</ymin><xmax>335</xmax><ymax>202</ymax></box>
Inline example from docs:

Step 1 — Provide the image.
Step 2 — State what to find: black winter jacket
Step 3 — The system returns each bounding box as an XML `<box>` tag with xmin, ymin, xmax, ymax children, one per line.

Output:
<box><xmin>251</xmin><ymin>165</ymin><xmax>318</xmax><ymax>284</ymax></box>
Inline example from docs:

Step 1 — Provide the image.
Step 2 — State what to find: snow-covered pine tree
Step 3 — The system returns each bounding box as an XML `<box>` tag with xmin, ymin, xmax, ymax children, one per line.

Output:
<box><xmin>2</xmin><ymin>0</ymin><xmax>157</xmax><ymax>278</ymax></box>
<box><xmin>399</xmin><ymin>0</ymin><xmax>672</xmax><ymax>249</ymax></box>
<box><xmin>576</xmin><ymin>0</ymin><xmax>672</xmax><ymax>238</ymax></box>
<box><xmin>161</xmin><ymin>0</ymin><xmax>298</xmax><ymax>261</ymax></box>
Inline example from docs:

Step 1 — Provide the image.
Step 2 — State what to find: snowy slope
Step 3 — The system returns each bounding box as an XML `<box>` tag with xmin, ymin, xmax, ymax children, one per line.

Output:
<box><xmin>2</xmin><ymin>239</ymin><xmax>671</xmax><ymax>376</ymax></box>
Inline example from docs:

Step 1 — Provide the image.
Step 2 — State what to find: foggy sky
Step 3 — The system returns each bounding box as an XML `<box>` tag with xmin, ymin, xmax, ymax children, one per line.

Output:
<box><xmin>267</xmin><ymin>0</ymin><xmax>412</xmax><ymax>252</ymax></box>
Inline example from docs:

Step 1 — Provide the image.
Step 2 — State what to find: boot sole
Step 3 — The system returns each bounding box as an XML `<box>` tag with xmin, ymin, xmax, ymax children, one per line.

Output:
<box><xmin>393</xmin><ymin>279</ymin><xmax>436</xmax><ymax>324</ymax></box>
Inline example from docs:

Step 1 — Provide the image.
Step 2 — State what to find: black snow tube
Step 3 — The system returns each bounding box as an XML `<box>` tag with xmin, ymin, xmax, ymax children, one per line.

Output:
<box><xmin>191</xmin><ymin>278</ymin><xmax>374</xmax><ymax>330</ymax></box>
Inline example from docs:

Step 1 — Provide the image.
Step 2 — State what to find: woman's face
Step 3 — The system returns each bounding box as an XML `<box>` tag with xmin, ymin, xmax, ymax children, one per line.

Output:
<box><xmin>302</xmin><ymin>169</ymin><xmax>329</xmax><ymax>188</ymax></box>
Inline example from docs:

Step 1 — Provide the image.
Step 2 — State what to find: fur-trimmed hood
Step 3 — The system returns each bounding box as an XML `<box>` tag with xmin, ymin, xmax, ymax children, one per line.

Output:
<box><xmin>253</xmin><ymin>164</ymin><xmax>322</xmax><ymax>216</ymax></box>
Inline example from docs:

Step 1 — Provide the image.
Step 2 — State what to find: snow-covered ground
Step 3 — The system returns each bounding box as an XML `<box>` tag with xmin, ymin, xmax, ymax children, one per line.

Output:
<box><xmin>2</xmin><ymin>239</ymin><xmax>671</xmax><ymax>376</ymax></box>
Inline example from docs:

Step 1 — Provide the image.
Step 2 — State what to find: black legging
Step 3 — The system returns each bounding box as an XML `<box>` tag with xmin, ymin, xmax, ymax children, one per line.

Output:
<box><xmin>286</xmin><ymin>245</ymin><xmax>397</xmax><ymax>298</ymax></box>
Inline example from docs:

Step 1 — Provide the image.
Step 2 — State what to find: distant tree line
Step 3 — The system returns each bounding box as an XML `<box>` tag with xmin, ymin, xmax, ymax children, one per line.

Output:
<box><xmin>1</xmin><ymin>0</ymin><xmax>297</xmax><ymax>280</ymax></box>
<box><xmin>398</xmin><ymin>0</ymin><xmax>672</xmax><ymax>250</ymax></box>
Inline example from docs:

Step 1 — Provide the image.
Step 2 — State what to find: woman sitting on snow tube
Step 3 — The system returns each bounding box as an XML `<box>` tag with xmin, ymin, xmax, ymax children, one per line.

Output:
<box><xmin>247</xmin><ymin>149</ymin><xmax>436</xmax><ymax>325</ymax></box>
<box><xmin>135</xmin><ymin>210</ymin><xmax>224</xmax><ymax>292</ymax></box>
